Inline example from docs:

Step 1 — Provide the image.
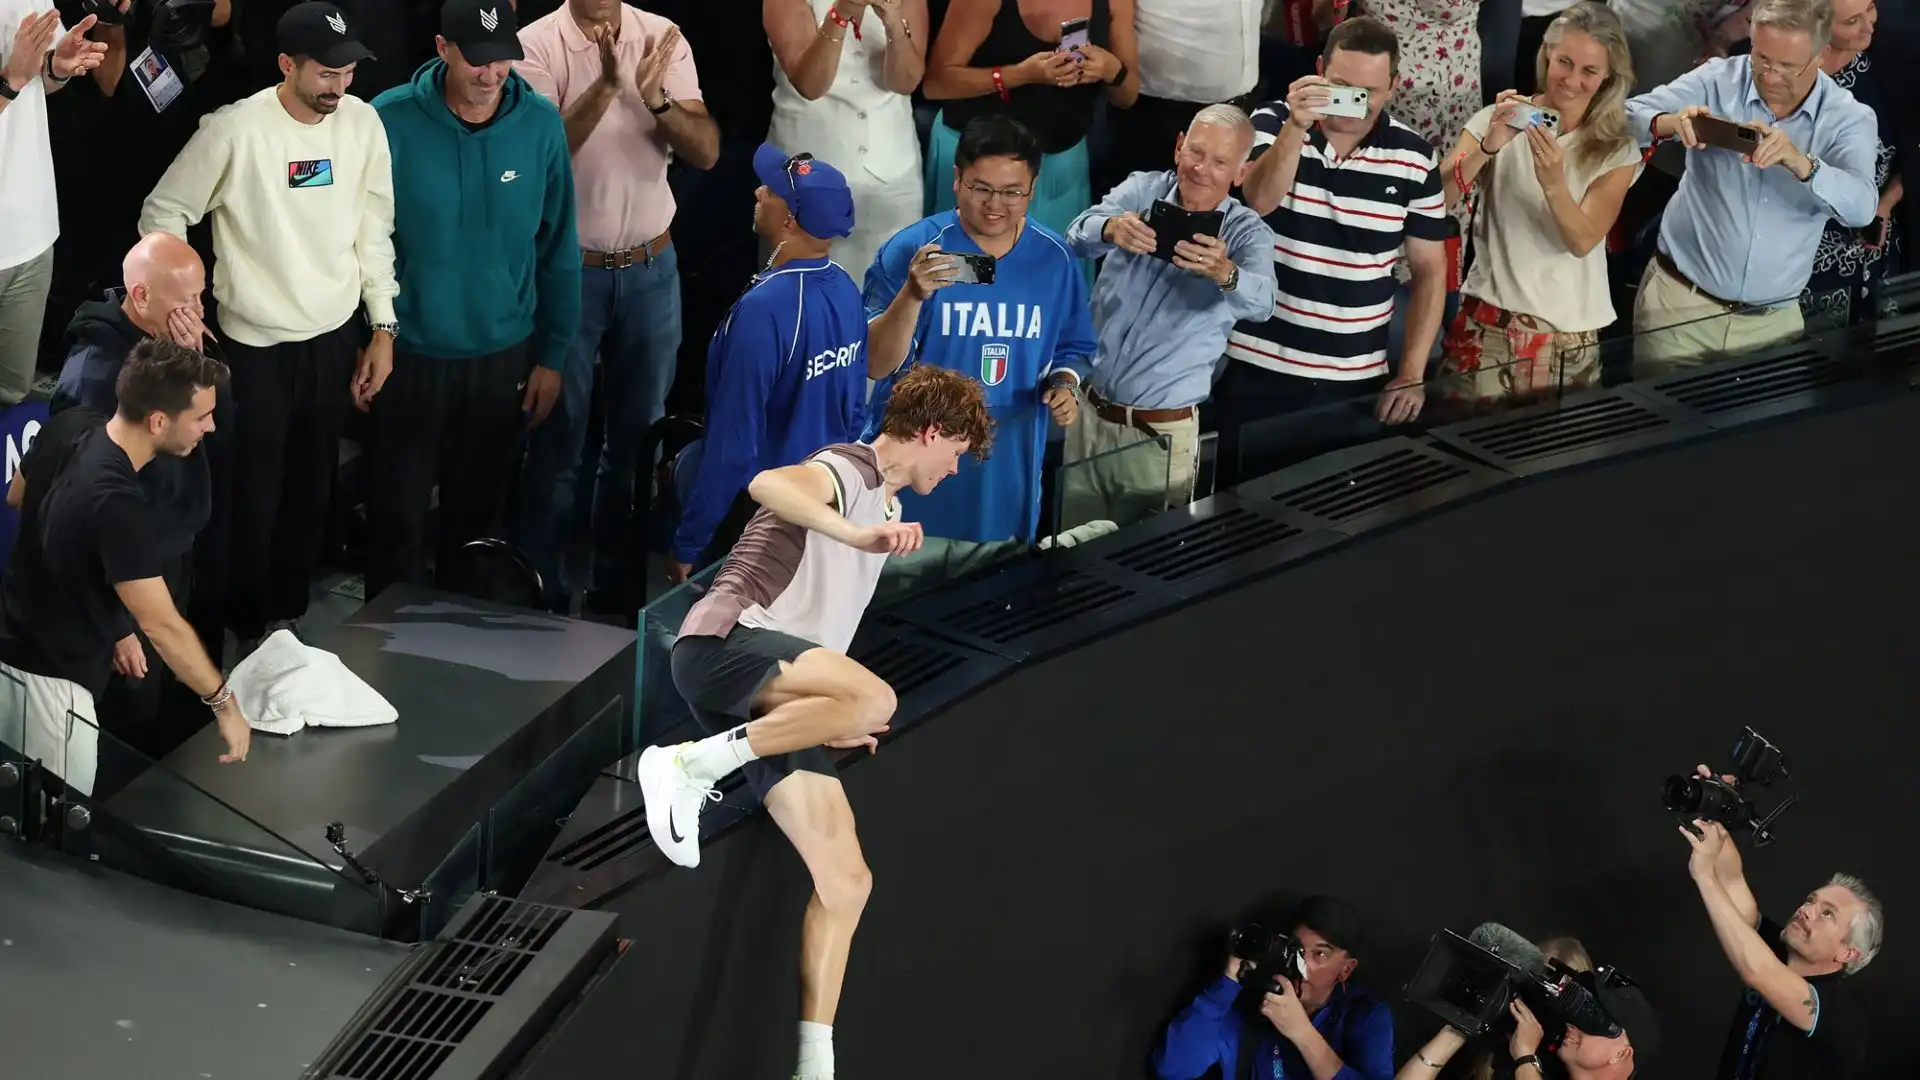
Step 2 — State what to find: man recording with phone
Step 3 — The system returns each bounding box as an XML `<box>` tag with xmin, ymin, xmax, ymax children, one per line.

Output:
<box><xmin>1675</xmin><ymin>766</ymin><xmax>1880</xmax><ymax>1079</ymax></box>
<box><xmin>862</xmin><ymin>115</ymin><xmax>1097</xmax><ymax>596</ymax></box>
<box><xmin>1153</xmin><ymin>895</ymin><xmax>1394</xmax><ymax>1080</ymax></box>
<box><xmin>1062</xmin><ymin>103</ymin><xmax>1276</xmax><ymax>527</ymax></box>
<box><xmin>1624</xmin><ymin>0</ymin><xmax>1879</xmax><ymax>376</ymax></box>
<box><xmin>1228</xmin><ymin>15</ymin><xmax>1449</xmax><ymax>480</ymax></box>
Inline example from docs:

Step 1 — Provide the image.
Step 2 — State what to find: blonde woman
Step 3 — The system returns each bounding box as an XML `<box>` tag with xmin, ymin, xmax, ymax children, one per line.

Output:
<box><xmin>1434</xmin><ymin>2</ymin><xmax>1642</xmax><ymax>412</ymax></box>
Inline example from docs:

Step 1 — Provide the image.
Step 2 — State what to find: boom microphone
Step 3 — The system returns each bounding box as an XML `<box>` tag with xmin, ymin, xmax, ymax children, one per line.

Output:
<box><xmin>1468</xmin><ymin>922</ymin><xmax>1547</xmax><ymax>976</ymax></box>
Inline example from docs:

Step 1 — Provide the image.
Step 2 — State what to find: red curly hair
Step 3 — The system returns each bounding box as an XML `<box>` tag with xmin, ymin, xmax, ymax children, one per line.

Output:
<box><xmin>876</xmin><ymin>366</ymin><xmax>996</xmax><ymax>461</ymax></box>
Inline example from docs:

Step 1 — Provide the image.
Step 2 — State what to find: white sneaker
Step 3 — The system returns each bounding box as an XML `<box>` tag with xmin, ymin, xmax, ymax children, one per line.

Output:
<box><xmin>637</xmin><ymin>744</ymin><xmax>720</xmax><ymax>868</ymax></box>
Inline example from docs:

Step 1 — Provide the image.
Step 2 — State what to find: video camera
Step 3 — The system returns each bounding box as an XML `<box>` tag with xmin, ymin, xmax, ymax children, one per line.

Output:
<box><xmin>82</xmin><ymin>0</ymin><xmax>220</xmax><ymax>56</ymax></box>
<box><xmin>1663</xmin><ymin>727</ymin><xmax>1796</xmax><ymax>846</ymax></box>
<box><xmin>1404</xmin><ymin>924</ymin><xmax>1625</xmax><ymax>1043</ymax></box>
<box><xmin>1228</xmin><ymin>922</ymin><xmax>1307</xmax><ymax>996</ymax></box>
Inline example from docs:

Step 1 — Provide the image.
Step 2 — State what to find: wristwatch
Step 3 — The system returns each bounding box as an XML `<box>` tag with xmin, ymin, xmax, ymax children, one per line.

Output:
<box><xmin>0</xmin><ymin>77</ymin><xmax>18</xmax><ymax>101</ymax></box>
<box><xmin>1513</xmin><ymin>1055</ymin><xmax>1543</xmax><ymax>1073</ymax></box>
<box><xmin>371</xmin><ymin>321</ymin><xmax>399</xmax><ymax>339</ymax></box>
<box><xmin>649</xmin><ymin>88</ymin><xmax>675</xmax><ymax>116</ymax></box>
<box><xmin>1221</xmin><ymin>265</ymin><xmax>1240</xmax><ymax>292</ymax></box>
<box><xmin>1800</xmin><ymin>154</ymin><xmax>1822</xmax><ymax>184</ymax></box>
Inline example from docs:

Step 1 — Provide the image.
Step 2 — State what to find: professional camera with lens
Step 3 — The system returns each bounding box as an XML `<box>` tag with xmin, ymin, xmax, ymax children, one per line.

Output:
<box><xmin>1404</xmin><ymin>924</ymin><xmax>1628</xmax><ymax>1044</ymax></box>
<box><xmin>1663</xmin><ymin>727</ymin><xmax>1796</xmax><ymax>846</ymax></box>
<box><xmin>1229</xmin><ymin>922</ymin><xmax>1307</xmax><ymax>996</ymax></box>
<box><xmin>82</xmin><ymin>0</ymin><xmax>221</xmax><ymax>73</ymax></box>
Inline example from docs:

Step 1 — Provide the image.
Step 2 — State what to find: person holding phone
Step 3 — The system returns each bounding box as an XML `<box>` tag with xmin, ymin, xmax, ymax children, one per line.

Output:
<box><xmin>1796</xmin><ymin>0</ymin><xmax>1902</xmax><ymax>322</ymax></box>
<box><xmin>1432</xmin><ymin>3</ymin><xmax>1642</xmax><ymax>415</ymax></box>
<box><xmin>1062</xmin><ymin>103</ymin><xmax>1276</xmax><ymax>526</ymax></box>
<box><xmin>922</xmin><ymin>0</ymin><xmax>1140</xmax><ymax>246</ymax></box>
<box><xmin>1624</xmin><ymin>0</ymin><xmax>1879</xmax><ymax>377</ymax></box>
<box><xmin>861</xmin><ymin>115</ymin><xmax>1098</xmax><ymax>597</ymax></box>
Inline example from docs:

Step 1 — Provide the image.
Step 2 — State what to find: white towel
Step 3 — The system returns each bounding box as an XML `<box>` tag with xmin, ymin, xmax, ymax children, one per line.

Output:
<box><xmin>229</xmin><ymin>630</ymin><xmax>399</xmax><ymax>736</ymax></box>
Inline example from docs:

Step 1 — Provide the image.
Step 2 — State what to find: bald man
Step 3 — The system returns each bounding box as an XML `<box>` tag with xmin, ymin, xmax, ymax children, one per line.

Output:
<box><xmin>55</xmin><ymin>231</ymin><xmax>214</xmax><ymax>416</ymax></box>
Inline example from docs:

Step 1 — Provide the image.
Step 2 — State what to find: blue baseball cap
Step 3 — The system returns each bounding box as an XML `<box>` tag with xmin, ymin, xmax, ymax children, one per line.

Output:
<box><xmin>753</xmin><ymin>142</ymin><xmax>856</xmax><ymax>240</ymax></box>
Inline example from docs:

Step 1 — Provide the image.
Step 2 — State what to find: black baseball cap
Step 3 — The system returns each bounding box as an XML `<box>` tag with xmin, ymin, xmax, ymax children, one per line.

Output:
<box><xmin>277</xmin><ymin>2</ymin><xmax>376</xmax><ymax>68</ymax></box>
<box><xmin>441</xmin><ymin>0</ymin><xmax>524</xmax><ymax>66</ymax></box>
<box><xmin>1288</xmin><ymin>895</ymin><xmax>1367</xmax><ymax>959</ymax></box>
<box><xmin>1594</xmin><ymin>977</ymin><xmax>1660</xmax><ymax>1072</ymax></box>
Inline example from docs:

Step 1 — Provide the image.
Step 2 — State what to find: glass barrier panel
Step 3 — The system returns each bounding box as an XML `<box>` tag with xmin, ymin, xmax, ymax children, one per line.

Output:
<box><xmin>486</xmin><ymin>690</ymin><xmax>627</xmax><ymax>894</ymax></box>
<box><xmin>1050</xmin><ymin>429</ymin><xmax>1174</xmax><ymax>545</ymax></box>
<box><xmin>64</xmin><ymin>708</ymin><xmax>388</xmax><ymax>937</ymax></box>
<box><xmin>1614</xmin><ymin>289</ymin><xmax>1817</xmax><ymax>380</ymax></box>
<box><xmin>0</xmin><ymin>666</ymin><xmax>26</xmax><ymax>836</ymax></box>
<box><xmin>416</xmin><ymin>821</ymin><xmax>483</xmax><ymax>942</ymax></box>
<box><xmin>636</xmin><ymin>562</ymin><xmax>719</xmax><ymax>748</ymax></box>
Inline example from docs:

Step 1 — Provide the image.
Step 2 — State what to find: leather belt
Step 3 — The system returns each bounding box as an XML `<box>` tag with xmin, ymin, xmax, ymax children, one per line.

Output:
<box><xmin>1087</xmin><ymin>387</ymin><xmax>1196</xmax><ymax>435</ymax></box>
<box><xmin>584</xmin><ymin>231</ymin><xmax>672</xmax><ymax>269</ymax></box>
<box><xmin>1654</xmin><ymin>250</ymin><xmax>1767</xmax><ymax>315</ymax></box>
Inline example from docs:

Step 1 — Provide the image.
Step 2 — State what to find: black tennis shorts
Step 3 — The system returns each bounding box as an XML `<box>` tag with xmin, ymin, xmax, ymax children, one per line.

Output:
<box><xmin>670</xmin><ymin>625</ymin><xmax>835</xmax><ymax>800</ymax></box>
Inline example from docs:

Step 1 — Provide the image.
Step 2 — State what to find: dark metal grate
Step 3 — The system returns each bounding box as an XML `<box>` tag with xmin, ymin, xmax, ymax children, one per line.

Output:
<box><xmin>852</xmin><ymin>634</ymin><xmax>966</xmax><ymax>697</ymax></box>
<box><xmin>1870</xmin><ymin>321</ymin><xmax>1920</xmax><ymax>366</ymax></box>
<box><xmin>1106</xmin><ymin>509</ymin><xmax>1304</xmax><ymax>583</ymax></box>
<box><xmin>939</xmin><ymin>570</ymin><xmax>1134</xmax><ymax>644</ymax></box>
<box><xmin>1653</xmin><ymin>349</ymin><xmax>1850</xmax><ymax>414</ymax></box>
<box><xmin>315</xmin><ymin>897</ymin><xmax>575</xmax><ymax>1079</ymax></box>
<box><xmin>1266</xmin><ymin>447</ymin><xmax>1470</xmax><ymax>522</ymax></box>
<box><xmin>1447</xmin><ymin>395</ymin><xmax>1670</xmax><ymax>464</ymax></box>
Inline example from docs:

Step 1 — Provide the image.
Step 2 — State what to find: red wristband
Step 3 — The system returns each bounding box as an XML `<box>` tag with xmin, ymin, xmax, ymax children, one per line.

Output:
<box><xmin>991</xmin><ymin>65</ymin><xmax>1010</xmax><ymax>101</ymax></box>
<box><xmin>1452</xmin><ymin>157</ymin><xmax>1472</xmax><ymax>195</ymax></box>
<box><xmin>829</xmin><ymin>5</ymin><xmax>862</xmax><ymax>40</ymax></box>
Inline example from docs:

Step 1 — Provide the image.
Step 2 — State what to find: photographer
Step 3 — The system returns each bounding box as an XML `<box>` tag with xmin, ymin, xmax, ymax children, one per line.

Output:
<box><xmin>1398</xmin><ymin>936</ymin><xmax>1658</xmax><ymax>1080</ymax></box>
<box><xmin>1676</xmin><ymin>773</ymin><xmax>1880</xmax><ymax>1079</ymax></box>
<box><xmin>1153</xmin><ymin>896</ymin><xmax>1394</xmax><ymax>1080</ymax></box>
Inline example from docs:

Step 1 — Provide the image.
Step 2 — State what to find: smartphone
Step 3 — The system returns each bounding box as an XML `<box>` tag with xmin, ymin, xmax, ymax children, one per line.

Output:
<box><xmin>1504</xmin><ymin>104</ymin><xmax>1561</xmax><ymax>132</ymax></box>
<box><xmin>1859</xmin><ymin>218</ymin><xmax>1888</xmax><ymax>250</ymax></box>
<box><xmin>1145</xmin><ymin>200</ymin><xmax>1225</xmax><ymax>262</ymax></box>
<box><xmin>945</xmin><ymin>252</ymin><xmax>997</xmax><ymax>285</ymax></box>
<box><xmin>1058</xmin><ymin>16</ymin><xmax>1090</xmax><ymax>52</ymax></box>
<box><xmin>1320</xmin><ymin>85</ymin><xmax>1371</xmax><ymax>120</ymax></box>
<box><xmin>1691</xmin><ymin>114</ymin><xmax>1762</xmax><ymax>154</ymax></box>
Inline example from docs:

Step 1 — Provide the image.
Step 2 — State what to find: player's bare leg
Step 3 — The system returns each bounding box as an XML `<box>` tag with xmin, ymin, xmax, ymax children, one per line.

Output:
<box><xmin>762</xmin><ymin>770</ymin><xmax>870</xmax><ymax>1080</ymax></box>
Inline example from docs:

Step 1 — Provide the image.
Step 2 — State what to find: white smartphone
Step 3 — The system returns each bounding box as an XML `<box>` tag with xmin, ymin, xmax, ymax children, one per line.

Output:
<box><xmin>1504</xmin><ymin>103</ymin><xmax>1562</xmax><ymax>132</ymax></box>
<box><xmin>1058</xmin><ymin>16</ymin><xmax>1090</xmax><ymax>52</ymax></box>
<box><xmin>1321</xmin><ymin>85</ymin><xmax>1371</xmax><ymax>119</ymax></box>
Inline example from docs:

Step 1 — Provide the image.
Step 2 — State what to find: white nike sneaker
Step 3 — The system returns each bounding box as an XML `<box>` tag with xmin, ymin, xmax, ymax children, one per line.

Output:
<box><xmin>637</xmin><ymin>744</ymin><xmax>721</xmax><ymax>868</ymax></box>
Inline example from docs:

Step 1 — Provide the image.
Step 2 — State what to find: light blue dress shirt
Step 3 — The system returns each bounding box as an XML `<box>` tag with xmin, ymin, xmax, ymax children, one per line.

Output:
<box><xmin>1066</xmin><ymin>171</ymin><xmax>1277</xmax><ymax>409</ymax></box>
<box><xmin>1625</xmin><ymin>57</ymin><xmax>1880</xmax><ymax>306</ymax></box>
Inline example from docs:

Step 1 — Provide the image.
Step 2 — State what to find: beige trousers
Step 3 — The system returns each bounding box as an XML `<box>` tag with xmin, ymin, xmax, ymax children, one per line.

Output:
<box><xmin>1060</xmin><ymin>407</ymin><xmax>1199</xmax><ymax>531</ymax></box>
<box><xmin>1631</xmin><ymin>258</ymin><xmax>1804</xmax><ymax>380</ymax></box>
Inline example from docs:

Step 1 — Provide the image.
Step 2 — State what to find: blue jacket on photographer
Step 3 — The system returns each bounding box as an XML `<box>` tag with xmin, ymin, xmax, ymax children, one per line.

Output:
<box><xmin>1155</xmin><ymin>896</ymin><xmax>1396</xmax><ymax>1080</ymax></box>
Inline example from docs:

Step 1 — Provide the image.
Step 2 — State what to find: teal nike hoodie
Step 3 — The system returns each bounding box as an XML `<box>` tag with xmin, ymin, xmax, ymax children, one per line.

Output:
<box><xmin>373</xmin><ymin>61</ymin><xmax>581</xmax><ymax>371</ymax></box>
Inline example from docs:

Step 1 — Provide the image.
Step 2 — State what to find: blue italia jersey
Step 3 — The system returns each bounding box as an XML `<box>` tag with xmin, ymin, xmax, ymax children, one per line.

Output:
<box><xmin>863</xmin><ymin>213</ymin><xmax>1096</xmax><ymax>543</ymax></box>
<box><xmin>671</xmin><ymin>256</ymin><xmax>869</xmax><ymax>563</ymax></box>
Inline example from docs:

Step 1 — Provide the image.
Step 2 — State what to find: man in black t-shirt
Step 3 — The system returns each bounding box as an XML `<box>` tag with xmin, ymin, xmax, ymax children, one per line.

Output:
<box><xmin>0</xmin><ymin>340</ymin><xmax>248</xmax><ymax>797</ymax></box>
<box><xmin>1679</xmin><ymin>792</ymin><xmax>1881</xmax><ymax>1080</ymax></box>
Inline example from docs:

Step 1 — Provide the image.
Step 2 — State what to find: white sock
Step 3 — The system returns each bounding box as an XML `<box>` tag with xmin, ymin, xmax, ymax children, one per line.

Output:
<box><xmin>796</xmin><ymin>1021</ymin><xmax>834</xmax><ymax>1079</ymax></box>
<box><xmin>677</xmin><ymin>726</ymin><xmax>759</xmax><ymax>783</ymax></box>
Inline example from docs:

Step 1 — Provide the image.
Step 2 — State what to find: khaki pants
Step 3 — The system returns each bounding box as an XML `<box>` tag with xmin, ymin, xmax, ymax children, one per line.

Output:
<box><xmin>1631</xmin><ymin>258</ymin><xmax>1804</xmax><ymax>380</ymax></box>
<box><xmin>0</xmin><ymin>245</ymin><xmax>55</xmax><ymax>405</ymax></box>
<box><xmin>0</xmin><ymin>661</ymin><xmax>100</xmax><ymax>797</ymax></box>
<box><xmin>1060</xmin><ymin>406</ymin><xmax>1199</xmax><ymax>531</ymax></box>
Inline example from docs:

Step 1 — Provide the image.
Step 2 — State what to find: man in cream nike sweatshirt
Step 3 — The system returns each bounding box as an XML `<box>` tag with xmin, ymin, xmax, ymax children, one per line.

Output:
<box><xmin>139</xmin><ymin>1</ymin><xmax>399</xmax><ymax>651</ymax></box>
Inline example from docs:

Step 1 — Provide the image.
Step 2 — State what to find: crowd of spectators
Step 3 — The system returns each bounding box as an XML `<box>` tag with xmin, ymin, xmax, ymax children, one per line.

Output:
<box><xmin>0</xmin><ymin>0</ymin><xmax>1910</xmax><ymax>768</ymax></box>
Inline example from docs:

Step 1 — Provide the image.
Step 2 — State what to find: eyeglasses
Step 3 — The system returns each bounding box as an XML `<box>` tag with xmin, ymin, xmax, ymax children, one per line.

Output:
<box><xmin>1751</xmin><ymin>52</ymin><xmax>1816</xmax><ymax>78</ymax></box>
<box><xmin>961</xmin><ymin>181</ymin><xmax>1032</xmax><ymax>205</ymax></box>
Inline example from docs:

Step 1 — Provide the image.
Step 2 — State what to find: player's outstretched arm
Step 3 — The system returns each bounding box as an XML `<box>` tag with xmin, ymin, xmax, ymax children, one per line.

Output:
<box><xmin>748</xmin><ymin>462</ymin><xmax>864</xmax><ymax>545</ymax></box>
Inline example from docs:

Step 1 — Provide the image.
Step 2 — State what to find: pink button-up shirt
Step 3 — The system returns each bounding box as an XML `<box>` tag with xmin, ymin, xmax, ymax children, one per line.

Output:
<box><xmin>515</xmin><ymin>4</ymin><xmax>703</xmax><ymax>252</ymax></box>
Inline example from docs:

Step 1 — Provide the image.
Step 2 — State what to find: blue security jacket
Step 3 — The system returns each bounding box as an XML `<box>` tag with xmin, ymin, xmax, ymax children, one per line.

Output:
<box><xmin>669</xmin><ymin>257</ymin><xmax>870</xmax><ymax>564</ymax></box>
<box><xmin>1153</xmin><ymin>978</ymin><xmax>1396</xmax><ymax>1080</ymax></box>
<box><xmin>372</xmin><ymin>62</ymin><xmax>581</xmax><ymax>371</ymax></box>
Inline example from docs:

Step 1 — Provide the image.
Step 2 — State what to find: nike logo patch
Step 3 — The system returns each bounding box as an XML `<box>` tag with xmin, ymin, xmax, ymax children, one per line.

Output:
<box><xmin>500</xmin><ymin>170</ymin><xmax>520</xmax><ymax>183</ymax></box>
<box><xmin>668</xmin><ymin>807</ymin><xmax>686</xmax><ymax>844</ymax></box>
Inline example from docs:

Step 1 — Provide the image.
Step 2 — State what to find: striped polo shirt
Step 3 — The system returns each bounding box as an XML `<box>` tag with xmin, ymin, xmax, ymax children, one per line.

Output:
<box><xmin>1228</xmin><ymin>103</ymin><xmax>1448</xmax><ymax>381</ymax></box>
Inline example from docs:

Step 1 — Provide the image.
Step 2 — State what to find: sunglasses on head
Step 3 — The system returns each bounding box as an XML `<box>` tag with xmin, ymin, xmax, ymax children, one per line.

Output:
<box><xmin>784</xmin><ymin>152</ymin><xmax>815</xmax><ymax>219</ymax></box>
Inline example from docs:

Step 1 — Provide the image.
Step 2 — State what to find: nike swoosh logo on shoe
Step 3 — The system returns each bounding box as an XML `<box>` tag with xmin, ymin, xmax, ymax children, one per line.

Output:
<box><xmin>668</xmin><ymin>805</ymin><xmax>686</xmax><ymax>844</ymax></box>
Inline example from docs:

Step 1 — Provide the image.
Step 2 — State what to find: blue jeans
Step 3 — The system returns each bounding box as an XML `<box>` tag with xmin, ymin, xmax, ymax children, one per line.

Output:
<box><xmin>519</xmin><ymin>244</ymin><xmax>683</xmax><ymax>608</ymax></box>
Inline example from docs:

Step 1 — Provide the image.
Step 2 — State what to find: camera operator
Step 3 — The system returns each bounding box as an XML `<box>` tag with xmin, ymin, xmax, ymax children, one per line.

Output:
<box><xmin>1153</xmin><ymin>896</ymin><xmax>1394</xmax><ymax>1080</ymax></box>
<box><xmin>1398</xmin><ymin>937</ymin><xmax>1658</xmax><ymax>1080</ymax></box>
<box><xmin>1676</xmin><ymin>772</ymin><xmax>1881</xmax><ymax>1080</ymax></box>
